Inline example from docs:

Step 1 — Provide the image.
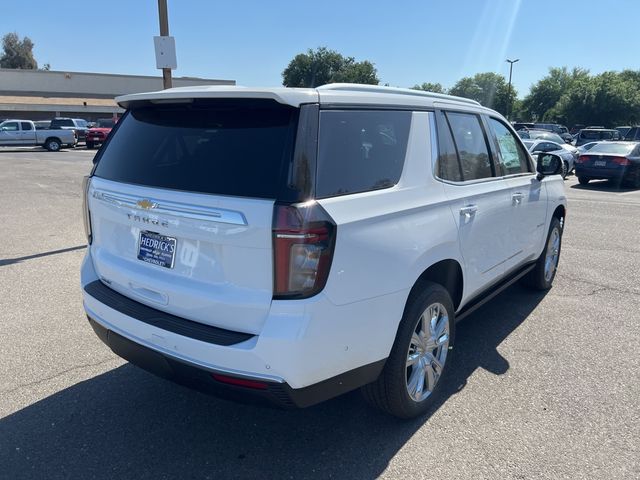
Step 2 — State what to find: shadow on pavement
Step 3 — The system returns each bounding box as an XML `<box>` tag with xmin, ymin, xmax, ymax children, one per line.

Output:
<box><xmin>0</xmin><ymin>284</ymin><xmax>547</xmax><ymax>479</ymax></box>
<box><xmin>0</xmin><ymin>245</ymin><xmax>86</xmax><ymax>267</ymax></box>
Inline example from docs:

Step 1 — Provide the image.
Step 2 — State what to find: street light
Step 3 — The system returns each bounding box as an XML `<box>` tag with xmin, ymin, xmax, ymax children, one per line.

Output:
<box><xmin>506</xmin><ymin>58</ymin><xmax>519</xmax><ymax>121</ymax></box>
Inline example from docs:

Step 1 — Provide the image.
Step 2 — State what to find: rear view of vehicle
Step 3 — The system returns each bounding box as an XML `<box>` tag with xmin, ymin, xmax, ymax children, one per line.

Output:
<box><xmin>81</xmin><ymin>90</ymin><xmax>364</xmax><ymax>408</ymax></box>
<box><xmin>575</xmin><ymin>142</ymin><xmax>640</xmax><ymax>187</ymax></box>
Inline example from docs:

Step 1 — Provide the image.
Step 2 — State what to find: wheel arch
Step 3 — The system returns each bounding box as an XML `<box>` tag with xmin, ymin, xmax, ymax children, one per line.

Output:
<box><xmin>408</xmin><ymin>259</ymin><xmax>463</xmax><ymax>312</ymax></box>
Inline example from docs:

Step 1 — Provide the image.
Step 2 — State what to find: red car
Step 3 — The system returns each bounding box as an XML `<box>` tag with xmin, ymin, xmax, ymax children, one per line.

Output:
<box><xmin>86</xmin><ymin>118</ymin><xmax>117</xmax><ymax>149</ymax></box>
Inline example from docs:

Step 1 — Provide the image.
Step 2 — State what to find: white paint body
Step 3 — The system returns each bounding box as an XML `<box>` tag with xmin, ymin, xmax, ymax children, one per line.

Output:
<box><xmin>82</xmin><ymin>85</ymin><xmax>567</xmax><ymax>389</ymax></box>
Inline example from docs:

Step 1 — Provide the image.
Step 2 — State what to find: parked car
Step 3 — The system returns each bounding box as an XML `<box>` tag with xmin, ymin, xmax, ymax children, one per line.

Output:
<box><xmin>0</xmin><ymin>119</ymin><xmax>77</xmax><ymax>151</ymax></box>
<box><xmin>85</xmin><ymin>118</ymin><xmax>117</xmax><ymax>149</ymax></box>
<box><xmin>520</xmin><ymin>129</ymin><xmax>579</xmax><ymax>157</ymax></box>
<box><xmin>522</xmin><ymin>139</ymin><xmax>575</xmax><ymax>178</ymax></box>
<box><xmin>621</xmin><ymin>126</ymin><xmax>640</xmax><ymax>141</ymax></box>
<box><xmin>575</xmin><ymin>141</ymin><xmax>640</xmax><ymax>187</ymax></box>
<box><xmin>616</xmin><ymin>126</ymin><xmax>632</xmax><ymax>139</ymax></box>
<box><xmin>575</xmin><ymin>128</ymin><xmax>620</xmax><ymax>146</ymax></box>
<box><xmin>512</xmin><ymin>122</ymin><xmax>535</xmax><ymax>131</ymax></box>
<box><xmin>81</xmin><ymin>84</ymin><xmax>566</xmax><ymax>418</ymax></box>
<box><xmin>50</xmin><ymin>117</ymin><xmax>90</xmax><ymax>142</ymax></box>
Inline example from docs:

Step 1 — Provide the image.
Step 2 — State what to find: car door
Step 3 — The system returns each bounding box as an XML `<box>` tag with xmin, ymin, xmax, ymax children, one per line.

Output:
<box><xmin>486</xmin><ymin>116</ymin><xmax>548</xmax><ymax>274</ymax></box>
<box><xmin>0</xmin><ymin>121</ymin><xmax>21</xmax><ymax>146</ymax></box>
<box><xmin>19</xmin><ymin>122</ymin><xmax>36</xmax><ymax>145</ymax></box>
<box><xmin>435</xmin><ymin>110</ymin><xmax>512</xmax><ymax>300</ymax></box>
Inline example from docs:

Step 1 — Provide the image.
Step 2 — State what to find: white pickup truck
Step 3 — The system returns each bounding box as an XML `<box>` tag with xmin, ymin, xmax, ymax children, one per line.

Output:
<box><xmin>0</xmin><ymin>119</ymin><xmax>77</xmax><ymax>151</ymax></box>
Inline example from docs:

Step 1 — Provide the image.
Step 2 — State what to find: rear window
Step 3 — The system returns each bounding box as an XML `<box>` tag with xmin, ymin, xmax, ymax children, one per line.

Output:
<box><xmin>588</xmin><ymin>143</ymin><xmax>636</xmax><ymax>155</ymax></box>
<box><xmin>316</xmin><ymin>110</ymin><xmax>411</xmax><ymax>198</ymax></box>
<box><xmin>51</xmin><ymin>119</ymin><xmax>74</xmax><ymax>128</ymax></box>
<box><xmin>93</xmin><ymin>101</ymin><xmax>298</xmax><ymax>199</ymax></box>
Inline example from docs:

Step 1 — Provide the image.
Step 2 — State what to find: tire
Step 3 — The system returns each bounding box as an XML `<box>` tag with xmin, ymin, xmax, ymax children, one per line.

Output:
<box><xmin>561</xmin><ymin>161</ymin><xmax>568</xmax><ymax>180</ymax></box>
<box><xmin>578</xmin><ymin>176</ymin><xmax>590</xmax><ymax>185</ymax></box>
<box><xmin>86</xmin><ymin>142</ymin><xmax>95</xmax><ymax>149</ymax></box>
<box><xmin>522</xmin><ymin>217</ymin><xmax>562</xmax><ymax>290</ymax></box>
<box><xmin>44</xmin><ymin>138</ymin><xmax>61</xmax><ymax>152</ymax></box>
<box><xmin>361</xmin><ymin>282</ymin><xmax>455</xmax><ymax>419</ymax></box>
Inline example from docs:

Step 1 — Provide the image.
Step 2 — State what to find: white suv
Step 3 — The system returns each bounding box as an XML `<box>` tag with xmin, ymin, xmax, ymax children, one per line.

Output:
<box><xmin>81</xmin><ymin>84</ymin><xmax>566</xmax><ymax>418</ymax></box>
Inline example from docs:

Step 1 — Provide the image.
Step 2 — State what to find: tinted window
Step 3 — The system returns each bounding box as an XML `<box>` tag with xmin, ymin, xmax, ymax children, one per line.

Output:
<box><xmin>446</xmin><ymin>112</ymin><xmax>493</xmax><ymax>180</ymax></box>
<box><xmin>316</xmin><ymin>110</ymin><xmax>411</xmax><ymax>198</ymax></box>
<box><xmin>20</xmin><ymin>122</ymin><xmax>33</xmax><ymax>131</ymax></box>
<box><xmin>580</xmin><ymin>130</ymin><xmax>602</xmax><ymax>140</ymax></box>
<box><xmin>488</xmin><ymin>118</ymin><xmax>530</xmax><ymax>175</ymax></box>
<box><xmin>96</xmin><ymin>119</ymin><xmax>116</xmax><ymax>128</ymax></box>
<box><xmin>75</xmin><ymin>119</ymin><xmax>88</xmax><ymax>128</ymax></box>
<box><xmin>51</xmin><ymin>119</ymin><xmax>74</xmax><ymax>128</ymax></box>
<box><xmin>94</xmin><ymin>101</ymin><xmax>298</xmax><ymax>199</ymax></box>
<box><xmin>435</xmin><ymin>111</ymin><xmax>463</xmax><ymax>181</ymax></box>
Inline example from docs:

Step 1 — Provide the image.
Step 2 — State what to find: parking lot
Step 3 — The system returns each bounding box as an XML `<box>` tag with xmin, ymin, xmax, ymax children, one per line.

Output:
<box><xmin>0</xmin><ymin>148</ymin><xmax>638</xmax><ymax>479</ymax></box>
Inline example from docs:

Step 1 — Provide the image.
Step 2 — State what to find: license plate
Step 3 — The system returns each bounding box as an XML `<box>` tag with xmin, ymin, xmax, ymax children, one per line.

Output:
<box><xmin>137</xmin><ymin>231</ymin><xmax>177</xmax><ymax>268</ymax></box>
<box><xmin>594</xmin><ymin>160</ymin><xmax>607</xmax><ymax>167</ymax></box>
<box><xmin>91</xmin><ymin>137</ymin><xmax>101</xmax><ymax>141</ymax></box>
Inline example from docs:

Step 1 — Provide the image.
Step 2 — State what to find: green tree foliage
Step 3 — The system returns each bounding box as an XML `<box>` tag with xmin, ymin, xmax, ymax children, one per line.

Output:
<box><xmin>282</xmin><ymin>47</ymin><xmax>379</xmax><ymax>87</ymax></box>
<box><xmin>448</xmin><ymin>72</ymin><xmax>515</xmax><ymax>115</ymax></box>
<box><xmin>521</xmin><ymin>67</ymin><xmax>589</xmax><ymax>121</ymax></box>
<box><xmin>0</xmin><ymin>32</ymin><xmax>38</xmax><ymax>69</ymax></box>
<box><xmin>411</xmin><ymin>82</ymin><xmax>446</xmax><ymax>94</ymax></box>
<box><xmin>523</xmin><ymin>68</ymin><xmax>640</xmax><ymax>126</ymax></box>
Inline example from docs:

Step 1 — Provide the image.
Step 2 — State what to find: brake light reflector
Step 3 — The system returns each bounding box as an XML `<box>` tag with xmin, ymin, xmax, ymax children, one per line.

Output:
<box><xmin>576</xmin><ymin>155</ymin><xmax>590</xmax><ymax>164</ymax></box>
<box><xmin>211</xmin><ymin>374</ymin><xmax>268</xmax><ymax>390</ymax></box>
<box><xmin>273</xmin><ymin>202</ymin><xmax>336</xmax><ymax>299</ymax></box>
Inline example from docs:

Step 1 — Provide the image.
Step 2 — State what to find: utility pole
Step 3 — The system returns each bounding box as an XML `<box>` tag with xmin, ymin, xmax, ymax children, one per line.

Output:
<box><xmin>506</xmin><ymin>58</ymin><xmax>519</xmax><ymax>121</ymax></box>
<box><xmin>157</xmin><ymin>0</ymin><xmax>172</xmax><ymax>89</ymax></box>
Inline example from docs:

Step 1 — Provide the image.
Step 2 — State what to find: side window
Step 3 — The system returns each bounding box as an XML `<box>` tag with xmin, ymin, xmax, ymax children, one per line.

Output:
<box><xmin>316</xmin><ymin>110</ymin><xmax>411</xmax><ymax>198</ymax></box>
<box><xmin>488</xmin><ymin>117</ymin><xmax>530</xmax><ymax>175</ymax></box>
<box><xmin>446</xmin><ymin>112</ymin><xmax>494</xmax><ymax>180</ymax></box>
<box><xmin>20</xmin><ymin>122</ymin><xmax>33</xmax><ymax>131</ymax></box>
<box><xmin>2</xmin><ymin>122</ymin><xmax>19</xmax><ymax>131</ymax></box>
<box><xmin>435</xmin><ymin>111</ymin><xmax>463</xmax><ymax>181</ymax></box>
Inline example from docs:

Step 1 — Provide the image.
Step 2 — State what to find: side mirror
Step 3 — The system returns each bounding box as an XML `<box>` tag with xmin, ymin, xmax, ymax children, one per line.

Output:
<box><xmin>536</xmin><ymin>153</ymin><xmax>562</xmax><ymax>180</ymax></box>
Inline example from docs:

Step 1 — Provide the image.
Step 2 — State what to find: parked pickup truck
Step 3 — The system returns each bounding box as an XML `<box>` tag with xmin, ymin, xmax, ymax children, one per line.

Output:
<box><xmin>0</xmin><ymin>119</ymin><xmax>77</xmax><ymax>151</ymax></box>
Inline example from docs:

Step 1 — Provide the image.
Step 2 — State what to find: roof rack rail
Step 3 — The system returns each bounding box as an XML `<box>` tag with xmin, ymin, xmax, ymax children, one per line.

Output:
<box><xmin>317</xmin><ymin>83</ymin><xmax>482</xmax><ymax>106</ymax></box>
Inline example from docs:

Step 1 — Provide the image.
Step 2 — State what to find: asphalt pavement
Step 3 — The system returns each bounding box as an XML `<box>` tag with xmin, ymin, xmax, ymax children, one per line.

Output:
<box><xmin>0</xmin><ymin>148</ymin><xmax>638</xmax><ymax>479</ymax></box>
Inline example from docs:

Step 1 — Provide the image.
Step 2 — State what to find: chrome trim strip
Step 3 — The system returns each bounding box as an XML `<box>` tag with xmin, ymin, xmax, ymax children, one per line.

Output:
<box><xmin>84</xmin><ymin>303</ymin><xmax>285</xmax><ymax>384</ymax></box>
<box><xmin>92</xmin><ymin>189</ymin><xmax>248</xmax><ymax>226</ymax></box>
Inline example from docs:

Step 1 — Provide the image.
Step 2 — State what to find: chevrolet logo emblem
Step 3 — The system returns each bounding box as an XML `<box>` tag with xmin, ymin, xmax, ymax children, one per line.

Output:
<box><xmin>136</xmin><ymin>199</ymin><xmax>158</xmax><ymax>210</ymax></box>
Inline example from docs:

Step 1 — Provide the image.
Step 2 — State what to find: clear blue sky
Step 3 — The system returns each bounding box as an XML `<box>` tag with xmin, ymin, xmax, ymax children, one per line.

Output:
<box><xmin>1</xmin><ymin>0</ymin><xmax>637</xmax><ymax>97</ymax></box>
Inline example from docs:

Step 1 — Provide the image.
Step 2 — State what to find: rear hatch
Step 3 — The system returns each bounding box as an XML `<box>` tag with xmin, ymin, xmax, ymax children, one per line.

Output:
<box><xmin>88</xmin><ymin>99</ymin><xmax>301</xmax><ymax>334</ymax></box>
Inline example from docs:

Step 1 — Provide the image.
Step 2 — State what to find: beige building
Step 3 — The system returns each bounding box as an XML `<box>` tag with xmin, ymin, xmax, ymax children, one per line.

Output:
<box><xmin>0</xmin><ymin>68</ymin><xmax>235</xmax><ymax>121</ymax></box>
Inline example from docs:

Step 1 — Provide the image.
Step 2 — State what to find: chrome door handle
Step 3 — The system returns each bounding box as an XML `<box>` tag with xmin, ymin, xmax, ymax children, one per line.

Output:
<box><xmin>512</xmin><ymin>192</ymin><xmax>525</xmax><ymax>205</ymax></box>
<box><xmin>460</xmin><ymin>205</ymin><xmax>478</xmax><ymax>218</ymax></box>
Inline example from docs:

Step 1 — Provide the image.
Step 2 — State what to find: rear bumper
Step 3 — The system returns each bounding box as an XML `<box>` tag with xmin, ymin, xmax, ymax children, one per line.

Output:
<box><xmin>87</xmin><ymin>315</ymin><xmax>384</xmax><ymax>408</ymax></box>
<box><xmin>81</xmin><ymin>251</ymin><xmax>400</xmax><ymax>405</ymax></box>
<box><xmin>575</xmin><ymin>165</ymin><xmax>631</xmax><ymax>179</ymax></box>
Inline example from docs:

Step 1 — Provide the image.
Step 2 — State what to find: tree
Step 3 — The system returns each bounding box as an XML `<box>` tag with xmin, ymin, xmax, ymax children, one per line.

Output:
<box><xmin>412</xmin><ymin>82</ymin><xmax>446</xmax><ymax>94</ymax></box>
<box><xmin>521</xmin><ymin>67</ymin><xmax>589</xmax><ymax>121</ymax></box>
<box><xmin>448</xmin><ymin>72</ymin><xmax>514</xmax><ymax>115</ymax></box>
<box><xmin>282</xmin><ymin>47</ymin><xmax>379</xmax><ymax>87</ymax></box>
<box><xmin>0</xmin><ymin>32</ymin><xmax>38</xmax><ymax>69</ymax></box>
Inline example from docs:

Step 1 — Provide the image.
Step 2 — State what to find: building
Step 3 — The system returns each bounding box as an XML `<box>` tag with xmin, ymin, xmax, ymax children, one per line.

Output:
<box><xmin>0</xmin><ymin>68</ymin><xmax>235</xmax><ymax>121</ymax></box>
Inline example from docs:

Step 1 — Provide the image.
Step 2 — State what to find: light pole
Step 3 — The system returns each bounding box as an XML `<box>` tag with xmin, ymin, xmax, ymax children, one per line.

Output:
<box><xmin>506</xmin><ymin>58</ymin><xmax>519</xmax><ymax>121</ymax></box>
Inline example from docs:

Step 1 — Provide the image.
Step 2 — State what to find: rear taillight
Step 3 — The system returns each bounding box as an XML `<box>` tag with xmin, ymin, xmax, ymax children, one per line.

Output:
<box><xmin>273</xmin><ymin>202</ymin><xmax>336</xmax><ymax>299</ymax></box>
<box><xmin>576</xmin><ymin>155</ymin><xmax>590</xmax><ymax>163</ymax></box>
<box><xmin>611</xmin><ymin>156</ymin><xmax>630</xmax><ymax>165</ymax></box>
<box><xmin>82</xmin><ymin>175</ymin><xmax>93</xmax><ymax>244</ymax></box>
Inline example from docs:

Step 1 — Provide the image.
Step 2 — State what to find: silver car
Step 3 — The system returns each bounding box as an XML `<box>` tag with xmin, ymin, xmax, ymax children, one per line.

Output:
<box><xmin>523</xmin><ymin>139</ymin><xmax>576</xmax><ymax>179</ymax></box>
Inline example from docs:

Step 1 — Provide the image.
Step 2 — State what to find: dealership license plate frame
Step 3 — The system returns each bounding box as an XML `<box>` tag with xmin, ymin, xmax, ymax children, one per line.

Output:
<box><xmin>137</xmin><ymin>231</ymin><xmax>177</xmax><ymax>269</ymax></box>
